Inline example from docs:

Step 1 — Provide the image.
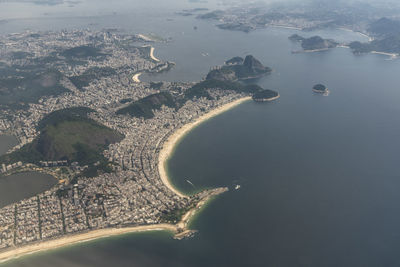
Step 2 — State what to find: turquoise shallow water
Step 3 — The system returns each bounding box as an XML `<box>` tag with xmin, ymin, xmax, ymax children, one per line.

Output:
<box><xmin>1</xmin><ymin>1</ymin><xmax>400</xmax><ymax>266</ymax></box>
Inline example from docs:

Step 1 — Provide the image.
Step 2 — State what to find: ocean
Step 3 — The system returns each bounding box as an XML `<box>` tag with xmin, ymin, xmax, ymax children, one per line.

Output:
<box><xmin>1</xmin><ymin>1</ymin><xmax>400</xmax><ymax>266</ymax></box>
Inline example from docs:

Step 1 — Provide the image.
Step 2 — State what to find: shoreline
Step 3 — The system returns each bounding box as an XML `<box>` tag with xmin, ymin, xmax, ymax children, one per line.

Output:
<box><xmin>0</xmin><ymin>224</ymin><xmax>178</xmax><ymax>264</ymax></box>
<box><xmin>269</xmin><ymin>24</ymin><xmax>303</xmax><ymax>30</ymax></box>
<box><xmin>132</xmin><ymin>73</ymin><xmax>142</xmax><ymax>83</ymax></box>
<box><xmin>0</xmin><ymin>96</ymin><xmax>249</xmax><ymax>264</ymax></box>
<box><xmin>150</xmin><ymin>47</ymin><xmax>160</xmax><ymax>62</ymax></box>
<box><xmin>253</xmin><ymin>94</ymin><xmax>280</xmax><ymax>102</ymax></box>
<box><xmin>158</xmin><ymin>96</ymin><xmax>252</xmax><ymax>198</ymax></box>
<box><xmin>371</xmin><ymin>51</ymin><xmax>398</xmax><ymax>59</ymax></box>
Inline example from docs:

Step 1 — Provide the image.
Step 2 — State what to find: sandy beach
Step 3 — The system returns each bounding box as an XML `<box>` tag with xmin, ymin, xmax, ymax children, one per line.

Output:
<box><xmin>132</xmin><ymin>73</ymin><xmax>142</xmax><ymax>83</ymax></box>
<box><xmin>158</xmin><ymin>96</ymin><xmax>252</xmax><ymax>198</ymax></box>
<box><xmin>0</xmin><ymin>96</ymin><xmax>249</xmax><ymax>263</ymax></box>
<box><xmin>371</xmin><ymin>51</ymin><xmax>398</xmax><ymax>59</ymax></box>
<box><xmin>0</xmin><ymin>224</ymin><xmax>178</xmax><ymax>263</ymax></box>
<box><xmin>150</xmin><ymin>47</ymin><xmax>160</xmax><ymax>62</ymax></box>
<box><xmin>270</xmin><ymin>24</ymin><xmax>303</xmax><ymax>30</ymax></box>
<box><xmin>253</xmin><ymin>94</ymin><xmax>280</xmax><ymax>102</ymax></box>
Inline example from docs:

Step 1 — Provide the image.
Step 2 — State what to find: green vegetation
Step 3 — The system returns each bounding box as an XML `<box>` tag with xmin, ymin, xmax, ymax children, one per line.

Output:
<box><xmin>69</xmin><ymin>67</ymin><xmax>116</xmax><ymax>90</ymax></box>
<box><xmin>116</xmin><ymin>92</ymin><xmax>176</xmax><ymax>119</ymax></box>
<box><xmin>150</xmin><ymin>82</ymin><xmax>164</xmax><ymax>90</ymax></box>
<box><xmin>313</xmin><ymin>84</ymin><xmax>328</xmax><ymax>92</ymax></box>
<box><xmin>160</xmin><ymin>205</ymin><xmax>193</xmax><ymax>224</ymax></box>
<box><xmin>0</xmin><ymin>67</ymin><xmax>69</xmax><ymax>108</ymax></box>
<box><xmin>206</xmin><ymin>55</ymin><xmax>271</xmax><ymax>81</ymax></box>
<box><xmin>117</xmin><ymin>56</ymin><xmax>272</xmax><ymax>120</ymax></box>
<box><xmin>185</xmin><ymin>79</ymin><xmax>263</xmax><ymax>100</ymax></box>
<box><xmin>0</xmin><ymin>107</ymin><xmax>124</xmax><ymax>177</ymax></box>
<box><xmin>368</xmin><ymin>18</ymin><xmax>400</xmax><ymax>37</ymax></box>
<box><xmin>252</xmin><ymin>89</ymin><xmax>279</xmax><ymax>101</ymax></box>
<box><xmin>61</xmin><ymin>45</ymin><xmax>105</xmax><ymax>59</ymax></box>
<box><xmin>290</xmin><ymin>35</ymin><xmax>338</xmax><ymax>50</ymax></box>
<box><xmin>350</xmin><ymin>35</ymin><xmax>400</xmax><ymax>54</ymax></box>
<box><xmin>349</xmin><ymin>18</ymin><xmax>400</xmax><ymax>55</ymax></box>
<box><xmin>119</xmin><ymin>98</ymin><xmax>133</xmax><ymax>104</ymax></box>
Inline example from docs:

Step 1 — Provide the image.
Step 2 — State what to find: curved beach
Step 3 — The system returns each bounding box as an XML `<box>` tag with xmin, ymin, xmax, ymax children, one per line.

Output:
<box><xmin>0</xmin><ymin>224</ymin><xmax>177</xmax><ymax>263</ymax></box>
<box><xmin>158</xmin><ymin>96</ymin><xmax>252</xmax><ymax>198</ymax></box>
<box><xmin>132</xmin><ymin>73</ymin><xmax>142</xmax><ymax>83</ymax></box>
<box><xmin>253</xmin><ymin>94</ymin><xmax>280</xmax><ymax>102</ymax></box>
<box><xmin>0</xmin><ymin>96</ymin><xmax>249</xmax><ymax>263</ymax></box>
<box><xmin>150</xmin><ymin>47</ymin><xmax>160</xmax><ymax>62</ymax></box>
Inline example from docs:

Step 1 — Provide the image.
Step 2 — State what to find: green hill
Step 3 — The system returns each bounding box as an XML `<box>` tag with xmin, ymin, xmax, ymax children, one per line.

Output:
<box><xmin>116</xmin><ymin>92</ymin><xmax>176</xmax><ymax>119</ymax></box>
<box><xmin>0</xmin><ymin>107</ymin><xmax>124</xmax><ymax>177</ymax></box>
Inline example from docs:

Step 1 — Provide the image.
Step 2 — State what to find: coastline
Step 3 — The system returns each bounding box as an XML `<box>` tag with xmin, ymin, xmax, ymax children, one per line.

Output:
<box><xmin>371</xmin><ymin>51</ymin><xmax>398</xmax><ymax>60</ymax></box>
<box><xmin>150</xmin><ymin>47</ymin><xmax>160</xmax><ymax>62</ymax></box>
<box><xmin>0</xmin><ymin>96</ymin><xmax>249</xmax><ymax>264</ymax></box>
<box><xmin>0</xmin><ymin>224</ymin><xmax>178</xmax><ymax>264</ymax></box>
<box><xmin>132</xmin><ymin>73</ymin><xmax>142</xmax><ymax>83</ymax></box>
<box><xmin>157</xmin><ymin>96</ymin><xmax>252</xmax><ymax>198</ymax></box>
<box><xmin>253</xmin><ymin>94</ymin><xmax>280</xmax><ymax>102</ymax></box>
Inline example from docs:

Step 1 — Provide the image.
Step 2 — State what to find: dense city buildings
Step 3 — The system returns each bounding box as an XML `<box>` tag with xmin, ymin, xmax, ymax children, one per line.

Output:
<box><xmin>0</xmin><ymin>29</ymin><xmax>243</xmax><ymax>250</ymax></box>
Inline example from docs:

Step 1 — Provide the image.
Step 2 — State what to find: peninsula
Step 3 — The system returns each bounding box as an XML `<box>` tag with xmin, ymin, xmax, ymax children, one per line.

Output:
<box><xmin>252</xmin><ymin>89</ymin><xmax>280</xmax><ymax>102</ymax></box>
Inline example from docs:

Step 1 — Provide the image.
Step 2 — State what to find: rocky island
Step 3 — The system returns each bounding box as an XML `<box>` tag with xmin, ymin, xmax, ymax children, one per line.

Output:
<box><xmin>289</xmin><ymin>35</ymin><xmax>338</xmax><ymax>52</ymax></box>
<box><xmin>312</xmin><ymin>84</ymin><xmax>329</xmax><ymax>94</ymax></box>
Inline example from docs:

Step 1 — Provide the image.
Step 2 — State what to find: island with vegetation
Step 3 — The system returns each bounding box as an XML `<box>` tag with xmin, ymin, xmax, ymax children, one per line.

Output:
<box><xmin>289</xmin><ymin>34</ymin><xmax>338</xmax><ymax>52</ymax></box>
<box><xmin>312</xmin><ymin>84</ymin><xmax>329</xmax><ymax>94</ymax></box>
<box><xmin>252</xmin><ymin>89</ymin><xmax>280</xmax><ymax>102</ymax></box>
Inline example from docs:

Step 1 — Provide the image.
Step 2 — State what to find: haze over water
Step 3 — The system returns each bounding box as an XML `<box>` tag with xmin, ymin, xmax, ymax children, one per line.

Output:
<box><xmin>1</xmin><ymin>1</ymin><xmax>400</xmax><ymax>266</ymax></box>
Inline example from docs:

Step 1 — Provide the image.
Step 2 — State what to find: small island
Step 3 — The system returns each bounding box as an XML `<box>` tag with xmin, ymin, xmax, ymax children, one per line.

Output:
<box><xmin>252</xmin><ymin>89</ymin><xmax>280</xmax><ymax>102</ymax></box>
<box><xmin>289</xmin><ymin>34</ymin><xmax>338</xmax><ymax>52</ymax></box>
<box><xmin>312</xmin><ymin>84</ymin><xmax>329</xmax><ymax>94</ymax></box>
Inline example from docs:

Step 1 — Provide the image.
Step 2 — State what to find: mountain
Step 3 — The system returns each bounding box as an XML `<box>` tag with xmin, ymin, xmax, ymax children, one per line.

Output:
<box><xmin>116</xmin><ymin>92</ymin><xmax>176</xmax><ymax>119</ymax></box>
<box><xmin>0</xmin><ymin>107</ymin><xmax>123</xmax><ymax>176</ymax></box>
<box><xmin>206</xmin><ymin>55</ymin><xmax>271</xmax><ymax>81</ymax></box>
<box><xmin>299</xmin><ymin>36</ymin><xmax>338</xmax><ymax>51</ymax></box>
<box><xmin>225</xmin><ymin>56</ymin><xmax>244</xmax><ymax>65</ymax></box>
<box><xmin>350</xmin><ymin>34</ymin><xmax>400</xmax><ymax>54</ymax></box>
<box><xmin>368</xmin><ymin>18</ymin><xmax>400</xmax><ymax>37</ymax></box>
